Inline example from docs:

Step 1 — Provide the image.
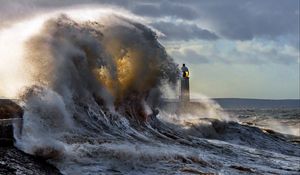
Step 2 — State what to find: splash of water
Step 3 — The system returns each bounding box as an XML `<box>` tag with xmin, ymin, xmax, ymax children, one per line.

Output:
<box><xmin>0</xmin><ymin>8</ymin><xmax>180</xmax><ymax>158</ymax></box>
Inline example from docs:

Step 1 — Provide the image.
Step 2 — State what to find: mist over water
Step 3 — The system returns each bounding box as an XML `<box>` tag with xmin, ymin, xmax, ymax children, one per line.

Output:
<box><xmin>1</xmin><ymin>7</ymin><xmax>299</xmax><ymax>175</ymax></box>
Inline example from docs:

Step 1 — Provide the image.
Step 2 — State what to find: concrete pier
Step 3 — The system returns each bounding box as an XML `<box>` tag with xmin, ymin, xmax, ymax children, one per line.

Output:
<box><xmin>0</xmin><ymin>99</ymin><xmax>23</xmax><ymax>147</ymax></box>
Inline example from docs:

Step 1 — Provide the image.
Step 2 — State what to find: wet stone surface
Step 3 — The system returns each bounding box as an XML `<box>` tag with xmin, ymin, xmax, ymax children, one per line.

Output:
<box><xmin>0</xmin><ymin>99</ymin><xmax>23</xmax><ymax>120</ymax></box>
<box><xmin>0</xmin><ymin>147</ymin><xmax>62</xmax><ymax>175</ymax></box>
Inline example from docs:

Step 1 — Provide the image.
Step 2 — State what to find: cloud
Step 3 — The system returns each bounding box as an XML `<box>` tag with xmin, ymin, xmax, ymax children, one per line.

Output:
<box><xmin>151</xmin><ymin>21</ymin><xmax>219</xmax><ymax>41</ymax></box>
<box><xmin>131</xmin><ymin>1</ymin><xmax>198</xmax><ymax>20</ymax></box>
<box><xmin>168</xmin><ymin>0</ymin><xmax>299</xmax><ymax>40</ymax></box>
<box><xmin>170</xmin><ymin>49</ymin><xmax>210</xmax><ymax>64</ymax></box>
<box><xmin>133</xmin><ymin>0</ymin><xmax>299</xmax><ymax>41</ymax></box>
<box><xmin>234</xmin><ymin>40</ymin><xmax>299</xmax><ymax>65</ymax></box>
<box><xmin>1</xmin><ymin>0</ymin><xmax>298</xmax><ymax>41</ymax></box>
<box><xmin>166</xmin><ymin>39</ymin><xmax>299</xmax><ymax>65</ymax></box>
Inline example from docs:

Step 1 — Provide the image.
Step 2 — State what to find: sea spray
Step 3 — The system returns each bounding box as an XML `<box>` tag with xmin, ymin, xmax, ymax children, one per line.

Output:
<box><xmin>7</xmin><ymin>13</ymin><xmax>179</xmax><ymax>159</ymax></box>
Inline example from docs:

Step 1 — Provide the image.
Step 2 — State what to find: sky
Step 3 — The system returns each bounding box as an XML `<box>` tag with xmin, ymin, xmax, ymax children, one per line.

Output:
<box><xmin>0</xmin><ymin>0</ymin><xmax>299</xmax><ymax>99</ymax></box>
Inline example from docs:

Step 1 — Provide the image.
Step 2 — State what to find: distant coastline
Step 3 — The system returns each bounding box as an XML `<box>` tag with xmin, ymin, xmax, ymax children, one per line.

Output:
<box><xmin>163</xmin><ymin>98</ymin><xmax>300</xmax><ymax>109</ymax></box>
<box><xmin>212</xmin><ymin>98</ymin><xmax>300</xmax><ymax>109</ymax></box>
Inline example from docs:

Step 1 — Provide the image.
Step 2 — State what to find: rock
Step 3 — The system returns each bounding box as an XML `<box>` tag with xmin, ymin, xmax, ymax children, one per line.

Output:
<box><xmin>0</xmin><ymin>99</ymin><xmax>23</xmax><ymax>119</ymax></box>
<box><xmin>180</xmin><ymin>167</ymin><xmax>215</xmax><ymax>174</ymax></box>
<box><xmin>0</xmin><ymin>147</ymin><xmax>62</xmax><ymax>175</ymax></box>
<box><xmin>230</xmin><ymin>165</ymin><xmax>254</xmax><ymax>173</ymax></box>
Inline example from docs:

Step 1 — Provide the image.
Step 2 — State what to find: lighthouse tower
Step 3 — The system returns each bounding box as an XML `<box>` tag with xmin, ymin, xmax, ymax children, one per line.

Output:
<box><xmin>180</xmin><ymin>64</ymin><xmax>190</xmax><ymax>102</ymax></box>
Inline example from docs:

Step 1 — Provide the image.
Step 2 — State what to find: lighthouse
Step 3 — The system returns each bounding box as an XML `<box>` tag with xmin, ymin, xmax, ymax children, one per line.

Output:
<box><xmin>180</xmin><ymin>64</ymin><xmax>190</xmax><ymax>102</ymax></box>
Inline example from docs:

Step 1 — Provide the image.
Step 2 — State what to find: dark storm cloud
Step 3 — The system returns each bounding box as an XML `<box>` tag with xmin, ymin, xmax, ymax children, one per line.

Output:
<box><xmin>151</xmin><ymin>21</ymin><xmax>219</xmax><ymax>41</ymax></box>
<box><xmin>131</xmin><ymin>1</ymin><xmax>198</xmax><ymax>20</ymax></box>
<box><xmin>131</xmin><ymin>0</ymin><xmax>299</xmax><ymax>41</ymax></box>
<box><xmin>1</xmin><ymin>0</ymin><xmax>298</xmax><ymax>41</ymax></box>
<box><xmin>167</xmin><ymin>0</ymin><xmax>299</xmax><ymax>40</ymax></box>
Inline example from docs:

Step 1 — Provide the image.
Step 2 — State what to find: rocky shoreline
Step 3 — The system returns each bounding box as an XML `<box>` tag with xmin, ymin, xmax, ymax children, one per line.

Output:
<box><xmin>0</xmin><ymin>99</ymin><xmax>62</xmax><ymax>175</ymax></box>
<box><xmin>0</xmin><ymin>146</ymin><xmax>62</xmax><ymax>175</ymax></box>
